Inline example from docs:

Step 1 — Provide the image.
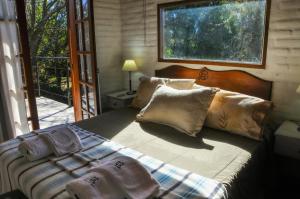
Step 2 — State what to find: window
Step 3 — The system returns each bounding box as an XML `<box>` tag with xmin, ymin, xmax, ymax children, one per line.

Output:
<box><xmin>158</xmin><ymin>0</ymin><xmax>270</xmax><ymax>68</ymax></box>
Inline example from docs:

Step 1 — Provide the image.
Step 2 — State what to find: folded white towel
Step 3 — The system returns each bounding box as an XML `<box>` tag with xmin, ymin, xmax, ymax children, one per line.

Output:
<box><xmin>18</xmin><ymin>137</ymin><xmax>52</xmax><ymax>161</ymax></box>
<box><xmin>40</xmin><ymin>126</ymin><xmax>82</xmax><ymax>156</ymax></box>
<box><xmin>66</xmin><ymin>156</ymin><xmax>159</xmax><ymax>199</ymax></box>
<box><xmin>66</xmin><ymin>171</ymin><xmax>126</xmax><ymax>199</ymax></box>
<box><xmin>90</xmin><ymin>156</ymin><xmax>160</xmax><ymax>199</ymax></box>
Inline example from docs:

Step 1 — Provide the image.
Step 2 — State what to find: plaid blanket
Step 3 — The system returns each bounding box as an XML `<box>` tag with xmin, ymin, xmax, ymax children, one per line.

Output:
<box><xmin>0</xmin><ymin>125</ymin><xmax>227</xmax><ymax>199</ymax></box>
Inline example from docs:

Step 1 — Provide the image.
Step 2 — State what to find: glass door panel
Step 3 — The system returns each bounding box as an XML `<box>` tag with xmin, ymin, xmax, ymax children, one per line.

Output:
<box><xmin>76</xmin><ymin>23</ymin><xmax>83</xmax><ymax>51</ymax></box>
<box><xmin>84</xmin><ymin>21</ymin><xmax>90</xmax><ymax>50</ymax></box>
<box><xmin>78</xmin><ymin>55</ymin><xmax>85</xmax><ymax>80</ymax></box>
<box><xmin>87</xmin><ymin>87</ymin><xmax>95</xmax><ymax>113</ymax></box>
<box><xmin>82</xmin><ymin>0</ymin><xmax>89</xmax><ymax>18</ymax></box>
<box><xmin>86</xmin><ymin>55</ymin><xmax>93</xmax><ymax>83</ymax></box>
<box><xmin>15</xmin><ymin>0</ymin><xmax>39</xmax><ymax>130</ymax></box>
<box><xmin>75</xmin><ymin>0</ymin><xmax>81</xmax><ymax>20</ymax></box>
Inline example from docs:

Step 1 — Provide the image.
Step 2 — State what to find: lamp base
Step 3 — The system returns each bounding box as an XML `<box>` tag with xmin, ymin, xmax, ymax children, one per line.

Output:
<box><xmin>126</xmin><ymin>90</ymin><xmax>136</xmax><ymax>95</ymax></box>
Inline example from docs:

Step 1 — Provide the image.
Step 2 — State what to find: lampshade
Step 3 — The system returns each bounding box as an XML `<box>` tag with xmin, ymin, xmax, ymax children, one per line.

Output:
<box><xmin>122</xmin><ymin>60</ymin><xmax>138</xmax><ymax>71</ymax></box>
<box><xmin>297</xmin><ymin>85</ymin><xmax>300</xmax><ymax>94</ymax></box>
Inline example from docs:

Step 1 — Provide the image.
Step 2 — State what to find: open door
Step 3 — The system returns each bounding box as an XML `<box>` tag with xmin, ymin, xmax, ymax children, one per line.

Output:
<box><xmin>68</xmin><ymin>0</ymin><xmax>101</xmax><ymax>121</ymax></box>
<box><xmin>15</xmin><ymin>0</ymin><xmax>39</xmax><ymax>130</ymax></box>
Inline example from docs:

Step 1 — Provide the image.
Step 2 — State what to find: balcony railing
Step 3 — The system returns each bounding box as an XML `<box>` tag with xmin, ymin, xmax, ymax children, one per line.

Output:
<box><xmin>32</xmin><ymin>56</ymin><xmax>72</xmax><ymax>106</ymax></box>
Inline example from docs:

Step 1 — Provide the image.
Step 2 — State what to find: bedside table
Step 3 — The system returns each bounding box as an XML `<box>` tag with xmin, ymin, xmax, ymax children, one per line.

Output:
<box><xmin>274</xmin><ymin>120</ymin><xmax>300</xmax><ymax>159</ymax></box>
<box><xmin>268</xmin><ymin>121</ymin><xmax>300</xmax><ymax>198</ymax></box>
<box><xmin>106</xmin><ymin>90</ymin><xmax>136</xmax><ymax>110</ymax></box>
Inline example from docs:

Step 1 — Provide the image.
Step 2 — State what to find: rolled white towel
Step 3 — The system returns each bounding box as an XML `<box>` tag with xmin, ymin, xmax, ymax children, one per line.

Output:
<box><xmin>89</xmin><ymin>156</ymin><xmax>160</xmax><ymax>199</ymax></box>
<box><xmin>18</xmin><ymin>137</ymin><xmax>52</xmax><ymax>161</ymax></box>
<box><xmin>66</xmin><ymin>171</ymin><xmax>126</xmax><ymax>199</ymax></box>
<box><xmin>40</xmin><ymin>126</ymin><xmax>82</xmax><ymax>156</ymax></box>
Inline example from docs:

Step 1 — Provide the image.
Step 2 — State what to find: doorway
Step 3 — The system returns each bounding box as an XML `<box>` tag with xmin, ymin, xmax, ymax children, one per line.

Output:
<box><xmin>25</xmin><ymin>0</ymin><xmax>74</xmax><ymax>129</ymax></box>
<box><xmin>16</xmin><ymin>0</ymin><xmax>100</xmax><ymax>130</ymax></box>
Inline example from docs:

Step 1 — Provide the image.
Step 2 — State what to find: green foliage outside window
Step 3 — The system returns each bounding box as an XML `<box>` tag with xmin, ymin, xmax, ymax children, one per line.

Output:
<box><xmin>161</xmin><ymin>0</ymin><xmax>267</xmax><ymax>65</ymax></box>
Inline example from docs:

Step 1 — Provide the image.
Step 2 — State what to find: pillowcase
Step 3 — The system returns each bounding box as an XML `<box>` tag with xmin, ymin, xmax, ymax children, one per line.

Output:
<box><xmin>136</xmin><ymin>85</ymin><xmax>218</xmax><ymax>137</ymax></box>
<box><xmin>205</xmin><ymin>89</ymin><xmax>273</xmax><ymax>140</ymax></box>
<box><xmin>131</xmin><ymin>76</ymin><xmax>195</xmax><ymax>109</ymax></box>
<box><xmin>131</xmin><ymin>76</ymin><xmax>165</xmax><ymax>109</ymax></box>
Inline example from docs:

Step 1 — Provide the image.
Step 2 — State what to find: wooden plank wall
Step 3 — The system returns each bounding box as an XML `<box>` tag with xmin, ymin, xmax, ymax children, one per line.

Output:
<box><xmin>94</xmin><ymin>0</ymin><xmax>123</xmax><ymax>98</ymax></box>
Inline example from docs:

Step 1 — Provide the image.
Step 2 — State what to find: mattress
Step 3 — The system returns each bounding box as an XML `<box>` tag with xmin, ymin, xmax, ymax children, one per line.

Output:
<box><xmin>76</xmin><ymin>107</ymin><xmax>273</xmax><ymax>199</ymax></box>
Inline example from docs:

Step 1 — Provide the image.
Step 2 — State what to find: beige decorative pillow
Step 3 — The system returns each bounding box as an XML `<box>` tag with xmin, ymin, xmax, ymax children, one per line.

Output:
<box><xmin>136</xmin><ymin>85</ymin><xmax>218</xmax><ymax>137</ymax></box>
<box><xmin>131</xmin><ymin>76</ymin><xmax>195</xmax><ymax>109</ymax></box>
<box><xmin>131</xmin><ymin>76</ymin><xmax>166</xmax><ymax>109</ymax></box>
<box><xmin>205</xmin><ymin>90</ymin><xmax>273</xmax><ymax>140</ymax></box>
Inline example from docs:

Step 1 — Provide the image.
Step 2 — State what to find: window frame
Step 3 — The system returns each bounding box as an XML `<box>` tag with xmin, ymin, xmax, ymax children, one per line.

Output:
<box><xmin>157</xmin><ymin>0</ymin><xmax>271</xmax><ymax>69</ymax></box>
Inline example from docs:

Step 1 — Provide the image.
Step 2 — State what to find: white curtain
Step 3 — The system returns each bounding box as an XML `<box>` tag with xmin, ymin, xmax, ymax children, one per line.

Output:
<box><xmin>0</xmin><ymin>0</ymin><xmax>30</xmax><ymax>139</ymax></box>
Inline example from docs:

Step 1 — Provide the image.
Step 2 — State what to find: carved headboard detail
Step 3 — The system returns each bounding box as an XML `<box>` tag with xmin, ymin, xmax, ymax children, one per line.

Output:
<box><xmin>155</xmin><ymin>65</ymin><xmax>273</xmax><ymax>100</ymax></box>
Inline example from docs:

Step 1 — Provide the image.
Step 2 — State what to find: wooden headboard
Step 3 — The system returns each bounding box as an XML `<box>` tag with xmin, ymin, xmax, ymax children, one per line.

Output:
<box><xmin>155</xmin><ymin>65</ymin><xmax>273</xmax><ymax>100</ymax></box>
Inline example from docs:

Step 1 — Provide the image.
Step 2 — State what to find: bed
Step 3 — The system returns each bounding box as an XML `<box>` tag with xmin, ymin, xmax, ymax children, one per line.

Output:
<box><xmin>0</xmin><ymin>66</ymin><xmax>274</xmax><ymax>199</ymax></box>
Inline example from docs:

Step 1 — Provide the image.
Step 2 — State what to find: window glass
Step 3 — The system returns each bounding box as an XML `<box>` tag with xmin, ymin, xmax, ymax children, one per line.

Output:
<box><xmin>159</xmin><ymin>0</ymin><xmax>268</xmax><ymax>67</ymax></box>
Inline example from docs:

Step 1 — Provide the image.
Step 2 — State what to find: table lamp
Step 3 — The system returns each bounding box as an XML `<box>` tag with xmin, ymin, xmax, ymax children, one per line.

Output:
<box><xmin>122</xmin><ymin>60</ymin><xmax>138</xmax><ymax>95</ymax></box>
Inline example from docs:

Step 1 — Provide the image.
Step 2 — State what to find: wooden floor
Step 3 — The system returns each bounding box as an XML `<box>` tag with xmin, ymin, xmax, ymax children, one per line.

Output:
<box><xmin>36</xmin><ymin>97</ymin><xmax>75</xmax><ymax>129</ymax></box>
